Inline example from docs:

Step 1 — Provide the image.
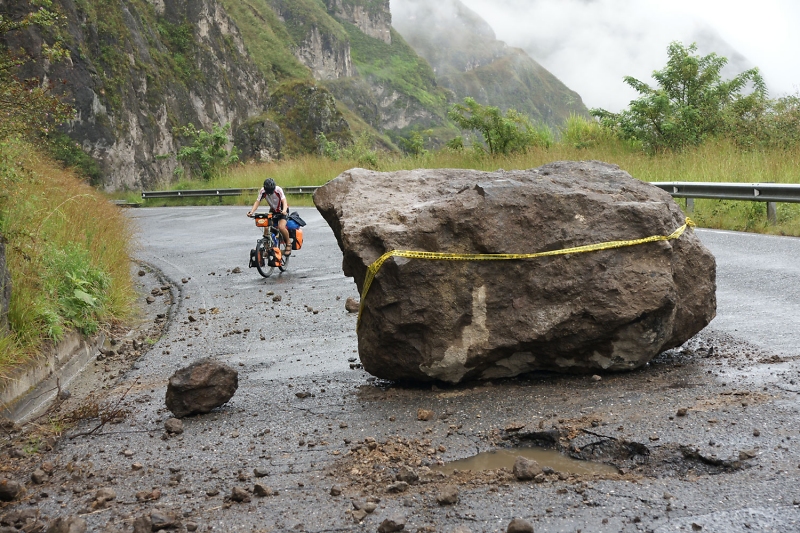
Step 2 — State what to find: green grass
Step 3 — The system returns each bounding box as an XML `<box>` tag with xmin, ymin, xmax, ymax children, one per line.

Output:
<box><xmin>0</xmin><ymin>138</ymin><xmax>135</xmax><ymax>380</ymax></box>
<box><xmin>138</xmin><ymin>135</ymin><xmax>800</xmax><ymax>235</ymax></box>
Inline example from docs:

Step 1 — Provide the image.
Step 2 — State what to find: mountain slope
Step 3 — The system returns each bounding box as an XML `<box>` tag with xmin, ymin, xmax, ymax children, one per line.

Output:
<box><xmin>391</xmin><ymin>0</ymin><xmax>589</xmax><ymax>128</ymax></box>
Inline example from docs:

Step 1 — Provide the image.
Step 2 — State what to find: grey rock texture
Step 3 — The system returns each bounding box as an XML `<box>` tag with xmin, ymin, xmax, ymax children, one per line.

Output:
<box><xmin>314</xmin><ymin>161</ymin><xmax>717</xmax><ymax>383</ymax></box>
<box><xmin>165</xmin><ymin>358</ymin><xmax>238</xmax><ymax>418</ymax></box>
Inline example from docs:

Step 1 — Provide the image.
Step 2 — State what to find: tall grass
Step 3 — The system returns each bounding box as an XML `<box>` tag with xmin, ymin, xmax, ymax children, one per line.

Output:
<box><xmin>0</xmin><ymin>138</ymin><xmax>135</xmax><ymax>379</ymax></box>
<box><xmin>137</xmin><ymin>131</ymin><xmax>800</xmax><ymax>235</ymax></box>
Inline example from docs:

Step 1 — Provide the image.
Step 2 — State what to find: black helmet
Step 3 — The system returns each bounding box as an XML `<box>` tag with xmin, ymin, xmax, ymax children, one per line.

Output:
<box><xmin>263</xmin><ymin>178</ymin><xmax>276</xmax><ymax>194</ymax></box>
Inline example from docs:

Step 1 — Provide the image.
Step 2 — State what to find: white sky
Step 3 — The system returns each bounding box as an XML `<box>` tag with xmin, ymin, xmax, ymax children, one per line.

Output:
<box><xmin>455</xmin><ymin>0</ymin><xmax>800</xmax><ymax>111</ymax></box>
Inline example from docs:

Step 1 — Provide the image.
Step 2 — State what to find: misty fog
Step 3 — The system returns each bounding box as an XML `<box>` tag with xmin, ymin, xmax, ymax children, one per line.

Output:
<box><xmin>391</xmin><ymin>0</ymin><xmax>799</xmax><ymax>112</ymax></box>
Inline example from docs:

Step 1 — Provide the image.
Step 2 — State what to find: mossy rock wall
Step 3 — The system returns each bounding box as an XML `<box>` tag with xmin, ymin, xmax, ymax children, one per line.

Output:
<box><xmin>270</xmin><ymin>80</ymin><xmax>352</xmax><ymax>155</ymax></box>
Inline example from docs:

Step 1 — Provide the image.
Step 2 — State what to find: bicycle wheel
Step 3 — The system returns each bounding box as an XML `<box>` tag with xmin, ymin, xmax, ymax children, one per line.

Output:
<box><xmin>255</xmin><ymin>239</ymin><xmax>274</xmax><ymax>278</ymax></box>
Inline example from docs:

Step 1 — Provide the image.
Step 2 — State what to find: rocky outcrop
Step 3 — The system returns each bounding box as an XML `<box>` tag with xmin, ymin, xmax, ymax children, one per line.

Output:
<box><xmin>269</xmin><ymin>80</ymin><xmax>352</xmax><ymax>154</ymax></box>
<box><xmin>6</xmin><ymin>0</ymin><xmax>270</xmax><ymax>190</ymax></box>
<box><xmin>294</xmin><ymin>26</ymin><xmax>353</xmax><ymax>80</ymax></box>
<box><xmin>324</xmin><ymin>0</ymin><xmax>392</xmax><ymax>44</ymax></box>
<box><xmin>0</xmin><ymin>234</ymin><xmax>10</xmax><ymax>334</ymax></box>
<box><xmin>315</xmin><ymin>162</ymin><xmax>717</xmax><ymax>383</ymax></box>
<box><xmin>234</xmin><ymin>114</ymin><xmax>284</xmax><ymax>162</ymax></box>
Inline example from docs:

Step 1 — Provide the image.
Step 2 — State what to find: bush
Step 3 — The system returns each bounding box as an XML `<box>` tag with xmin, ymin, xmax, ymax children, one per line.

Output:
<box><xmin>449</xmin><ymin>97</ymin><xmax>552</xmax><ymax>155</ymax></box>
<box><xmin>174</xmin><ymin>123</ymin><xmax>241</xmax><ymax>180</ymax></box>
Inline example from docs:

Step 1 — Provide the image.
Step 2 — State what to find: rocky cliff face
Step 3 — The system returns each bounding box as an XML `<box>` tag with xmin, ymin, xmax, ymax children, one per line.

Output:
<box><xmin>5</xmin><ymin>0</ymin><xmax>270</xmax><ymax>190</ymax></box>
<box><xmin>324</xmin><ymin>0</ymin><xmax>392</xmax><ymax>44</ymax></box>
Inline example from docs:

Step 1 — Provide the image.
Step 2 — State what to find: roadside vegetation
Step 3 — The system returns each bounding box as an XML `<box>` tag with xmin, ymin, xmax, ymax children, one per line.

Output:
<box><xmin>136</xmin><ymin>42</ymin><xmax>800</xmax><ymax>235</ymax></box>
<box><xmin>0</xmin><ymin>3</ymin><xmax>134</xmax><ymax>380</ymax></box>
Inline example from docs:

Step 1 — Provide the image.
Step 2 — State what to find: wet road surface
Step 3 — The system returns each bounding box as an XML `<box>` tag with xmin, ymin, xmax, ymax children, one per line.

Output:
<box><xmin>3</xmin><ymin>206</ymin><xmax>800</xmax><ymax>533</ymax></box>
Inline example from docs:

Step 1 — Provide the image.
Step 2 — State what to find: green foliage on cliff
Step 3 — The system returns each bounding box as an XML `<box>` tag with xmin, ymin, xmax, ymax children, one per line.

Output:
<box><xmin>217</xmin><ymin>0</ymin><xmax>317</xmax><ymax>83</ymax></box>
<box><xmin>345</xmin><ymin>24</ymin><xmax>448</xmax><ymax>116</ymax></box>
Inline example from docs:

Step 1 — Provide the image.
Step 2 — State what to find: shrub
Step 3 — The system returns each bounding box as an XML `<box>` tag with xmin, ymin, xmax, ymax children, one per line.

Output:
<box><xmin>174</xmin><ymin>123</ymin><xmax>241</xmax><ymax>180</ymax></box>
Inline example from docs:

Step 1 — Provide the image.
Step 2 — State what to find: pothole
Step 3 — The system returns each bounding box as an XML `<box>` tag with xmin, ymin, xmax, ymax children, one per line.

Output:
<box><xmin>433</xmin><ymin>447</ymin><xmax>619</xmax><ymax>476</ymax></box>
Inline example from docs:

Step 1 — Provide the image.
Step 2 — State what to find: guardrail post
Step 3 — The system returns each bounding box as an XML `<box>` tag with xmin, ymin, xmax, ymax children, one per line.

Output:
<box><xmin>767</xmin><ymin>202</ymin><xmax>778</xmax><ymax>225</ymax></box>
<box><xmin>686</xmin><ymin>197</ymin><xmax>695</xmax><ymax>213</ymax></box>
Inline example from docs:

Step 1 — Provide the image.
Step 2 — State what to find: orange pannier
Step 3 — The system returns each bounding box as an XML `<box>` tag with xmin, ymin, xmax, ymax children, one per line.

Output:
<box><xmin>291</xmin><ymin>228</ymin><xmax>303</xmax><ymax>250</ymax></box>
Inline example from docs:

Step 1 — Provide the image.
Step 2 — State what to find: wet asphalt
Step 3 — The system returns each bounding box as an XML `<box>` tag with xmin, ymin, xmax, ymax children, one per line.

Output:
<box><xmin>4</xmin><ymin>206</ymin><xmax>800</xmax><ymax>533</ymax></box>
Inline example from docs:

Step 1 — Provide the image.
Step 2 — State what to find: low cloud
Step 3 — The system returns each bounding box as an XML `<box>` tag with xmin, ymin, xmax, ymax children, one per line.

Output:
<box><xmin>423</xmin><ymin>0</ymin><xmax>800</xmax><ymax>111</ymax></box>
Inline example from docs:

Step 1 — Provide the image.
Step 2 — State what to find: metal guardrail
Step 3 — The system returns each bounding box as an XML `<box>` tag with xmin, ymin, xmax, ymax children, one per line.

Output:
<box><xmin>650</xmin><ymin>182</ymin><xmax>800</xmax><ymax>203</ymax></box>
<box><xmin>650</xmin><ymin>182</ymin><xmax>800</xmax><ymax>224</ymax></box>
<box><xmin>141</xmin><ymin>186</ymin><xmax>319</xmax><ymax>200</ymax></box>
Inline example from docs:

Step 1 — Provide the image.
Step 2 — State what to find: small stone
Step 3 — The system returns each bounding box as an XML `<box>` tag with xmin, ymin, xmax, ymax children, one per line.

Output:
<box><xmin>253</xmin><ymin>467</ymin><xmax>269</xmax><ymax>478</ymax></box>
<box><xmin>146</xmin><ymin>296</ymin><xmax>155</xmax><ymax>304</ymax></box>
<box><xmin>330</xmin><ymin>485</ymin><xmax>342</xmax><ymax>496</ymax></box>
<box><xmin>273</xmin><ymin>295</ymin><xmax>282</xmax><ymax>302</ymax></box>
<box><xmin>649</xmin><ymin>435</ymin><xmax>660</xmax><ymax>441</ymax></box>
<box><xmin>230</xmin><ymin>486</ymin><xmax>251</xmax><ymax>503</ymax></box>
<box><xmin>692</xmin><ymin>524</ymin><xmax>703</xmax><ymax>531</ymax></box>
<box><xmin>739</xmin><ymin>450</ymin><xmax>757</xmax><ymax>460</ymax></box>
<box><xmin>182</xmin><ymin>278</ymin><xmax>189</xmax><ymax>283</ymax></box>
<box><xmin>164</xmin><ymin>418</ymin><xmax>184</xmax><ymax>435</ymax></box>
<box><xmin>377</xmin><ymin>515</ymin><xmax>407</xmax><ymax>533</ymax></box>
<box><xmin>364</xmin><ymin>502</ymin><xmax>378</xmax><ymax>513</ymax></box>
<box><xmin>417</xmin><ymin>409</ymin><xmax>435</xmax><ymax>421</ymax></box>
<box><xmin>591</xmin><ymin>375</ymin><xmax>602</xmax><ymax>382</ymax></box>
<box><xmin>0</xmin><ymin>478</ymin><xmax>22</xmax><ymax>501</ymax></box>
<box><xmin>396</xmin><ymin>466</ymin><xmax>419</xmax><ymax>484</ymax></box>
<box><xmin>345</xmin><ymin>297</ymin><xmax>360</xmax><ymax>313</ymax></box>
<box><xmin>232</xmin><ymin>267</ymin><xmax>241</xmax><ymax>274</ymax></box>
<box><xmin>513</xmin><ymin>456</ymin><xmax>542</xmax><ymax>481</ymax></box>
<box><xmin>352</xmin><ymin>509</ymin><xmax>367</xmax><ymax>521</ymax></box>
<box><xmin>676</xmin><ymin>408</ymin><xmax>688</xmax><ymax>417</ymax></box>
<box><xmin>507</xmin><ymin>517</ymin><xmax>535</xmax><ymax>533</ymax></box>
<box><xmin>436</xmin><ymin>485</ymin><xmax>459</xmax><ymax>505</ymax></box>
<box><xmin>46</xmin><ymin>516</ymin><xmax>88</xmax><ymax>533</ymax></box>
<box><xmin>94</xmin><ymin>488</ymin><xmax>116</xmax><ymax>502</ymax></box>
<box><xmin>386</xmin><ymin>481</ymin><xmax>409</xmax><ymax>493</ymax></box>
<box><xmin>138</xmin><ymin>270</ymin><xmax>146</xmax><ymax>276</ymax></box>
<box><xmin>31</xmin><ymin>469</ymin><xmax>48</xmax><ymax>484</ymax></box>
<box><xmin>753</xmin><ymin>429</ymin><xmax>761</xmax><ymax>437</ymax></box>
<box><xmin>253</xmin><ymin>483</ymin><xmax>273</xmax><ymax>497</ymax></box>
<box><xmin>131</xmin><ymin>463</ymin><xmax>143</xmax><ymax>471</ymax></box>
<box><xmin>186</xmin><ymin>522</ymin><xmax>199</xmax><ymax>532</ymax></box>
<box><xmin>150</xmin><ymin>510</ymin><xmax>180</xmax><ymax>531</ymax></box>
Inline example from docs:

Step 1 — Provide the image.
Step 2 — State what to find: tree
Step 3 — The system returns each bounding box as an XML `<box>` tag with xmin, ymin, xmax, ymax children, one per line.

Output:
<box><xmin>591</xmin><ymin>42</ymin><xmax>766</xmax><ymax>152</ymax></box>
<box><xmin>174</xmin><ymin>123</ymin><xmax>241</xmax><ymax>181</ymax></box>
<box><xmin>0</xmin><ymin>1</ymin><xmax>73</xmax><ymax>139</ymax></box>
<box><xmin>448</xmin><ymin>97</ymin><xmax>551</xmax><ymax>155</ymax></box>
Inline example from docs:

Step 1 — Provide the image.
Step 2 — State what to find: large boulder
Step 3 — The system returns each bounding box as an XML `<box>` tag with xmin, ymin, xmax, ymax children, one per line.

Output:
<box><xmin>165</xmin><ymin>359</ymin><xmax>238</xmax><ymax>418</ymax></box>
<box><xmin>314</xmin><ymin>161</ymin><xmax>716</xmax><ymax>383</ymax></box>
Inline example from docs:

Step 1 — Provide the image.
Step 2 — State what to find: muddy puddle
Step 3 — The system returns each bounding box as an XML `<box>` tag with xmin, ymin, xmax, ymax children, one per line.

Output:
<box><xmin>433</xmin><ymin>447</ymin><xmax>620</xmax><ymax>476</ymax></box>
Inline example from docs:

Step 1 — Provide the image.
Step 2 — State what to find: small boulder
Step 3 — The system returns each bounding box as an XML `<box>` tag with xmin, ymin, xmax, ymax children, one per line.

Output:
<box><xmin>396</xmin><ymin>466</ymin><xmax>419</xmax><ymax>484</ymax></box>
<box><xmin>165</xmin><ymin>358</ymin><xmax>238</xmax><ymax>418</ymax></box>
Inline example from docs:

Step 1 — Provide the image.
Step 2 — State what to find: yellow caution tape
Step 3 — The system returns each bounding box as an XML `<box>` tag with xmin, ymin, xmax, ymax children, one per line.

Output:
<box><xmin>357</xmin><ymin>218</ymin><xmax>696</xmax><ymax>327</ymax></box>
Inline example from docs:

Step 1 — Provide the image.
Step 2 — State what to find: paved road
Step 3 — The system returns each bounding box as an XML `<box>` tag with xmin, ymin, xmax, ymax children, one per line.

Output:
<box><xmin>6</xmin><ymin>206</ymin><xmax>800</xmax><ymax>533</ymax></box>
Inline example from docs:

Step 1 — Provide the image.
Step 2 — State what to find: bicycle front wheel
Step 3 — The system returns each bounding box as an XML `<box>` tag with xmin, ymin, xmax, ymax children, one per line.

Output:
<box><xmin>255</xmin><ymin>240</ymin><xmax>274</xmax><ymax>278</ymax></box>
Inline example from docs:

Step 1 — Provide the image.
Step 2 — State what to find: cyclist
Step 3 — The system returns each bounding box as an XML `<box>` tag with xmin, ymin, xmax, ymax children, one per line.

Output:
<box><xmin>247</xmin><ymin>178</ymin><xmax>292</xmax><ymax>256</ymax></box>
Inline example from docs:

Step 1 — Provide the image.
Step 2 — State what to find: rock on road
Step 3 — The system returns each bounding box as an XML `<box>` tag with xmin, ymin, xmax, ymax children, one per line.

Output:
<box><xmin>2</xmin><ymin>206</ymin><xmax>799</xmax><ymax>533</ymax></box>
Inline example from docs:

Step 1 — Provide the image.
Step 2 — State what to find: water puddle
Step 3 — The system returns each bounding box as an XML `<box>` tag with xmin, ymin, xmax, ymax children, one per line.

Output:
<box><xmin>433</xmin><ymin>447</ymin><xmax>619</xmax><ymax>476</ymax></box>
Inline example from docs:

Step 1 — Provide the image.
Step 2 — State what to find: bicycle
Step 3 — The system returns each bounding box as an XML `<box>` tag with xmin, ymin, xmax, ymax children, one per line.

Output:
<box><xmin>248</xmin><ymin>213</ymin><xmax>290</xmax><ymax>278</ymax></box>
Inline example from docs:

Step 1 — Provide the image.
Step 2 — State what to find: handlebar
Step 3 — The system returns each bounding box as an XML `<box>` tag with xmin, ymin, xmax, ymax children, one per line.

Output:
<box><xmin>247</xmin><ymin>212</ymin><xmax>272</xmax><ymax>219</ymax></box>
